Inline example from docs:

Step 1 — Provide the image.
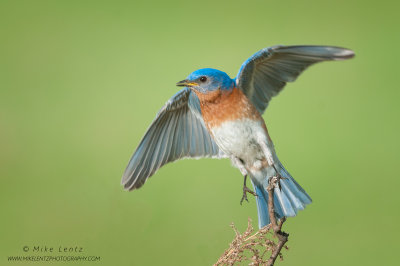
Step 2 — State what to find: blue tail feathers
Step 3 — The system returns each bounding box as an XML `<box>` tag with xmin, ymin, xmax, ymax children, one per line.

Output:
<box><xmin>251</xmin><ymin>164</ymin><xmax>312</xmax><ymax>229</ymax></box>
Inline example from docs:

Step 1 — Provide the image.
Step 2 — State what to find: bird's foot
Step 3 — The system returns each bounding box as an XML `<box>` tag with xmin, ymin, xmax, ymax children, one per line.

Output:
<box><xmin>240</xmin><ymin>185</ymin><xmax>258</xmax><ymax>205</ymax></box>
<box><xmin>271</xmin><ymin>165</ymin><xmax>286</xmax><ymax>190</ymax></box>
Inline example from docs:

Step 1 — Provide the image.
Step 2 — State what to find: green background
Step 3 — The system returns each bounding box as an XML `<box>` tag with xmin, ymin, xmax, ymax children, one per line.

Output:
<box><xmin>1</xmin><ymin>0</ymin><xmax>398</xmax><ymax>265</ymax></box>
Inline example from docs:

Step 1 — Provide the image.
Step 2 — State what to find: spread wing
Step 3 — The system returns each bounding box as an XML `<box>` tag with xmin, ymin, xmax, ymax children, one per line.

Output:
<box><xmin>121</xmin><ymin>87</ymin><xmax>225</xmax><ymax>190</ymax></box>
<box><xmin>235</xmin><ymin>45</ymin><xmax>354</xmax><ymax>114</ymax></box>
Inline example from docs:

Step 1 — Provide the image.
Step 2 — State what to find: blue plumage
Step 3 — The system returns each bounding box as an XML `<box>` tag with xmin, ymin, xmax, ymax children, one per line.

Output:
<box><xmin>122</xmin><ymin>45</ymin><xmax>354</xmax><ymax>228</ymax></box>
<box><xmin>252</xmin><ymin>163</ymin><xmax>312</xmax><ymax>228</ymax></box>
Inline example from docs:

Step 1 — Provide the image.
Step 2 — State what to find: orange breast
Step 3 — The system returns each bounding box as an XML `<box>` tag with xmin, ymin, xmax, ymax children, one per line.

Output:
<box><xmin>193</xmin><ymin>87</ymin><xmax>262</xmax><ymax>129</ymax></box>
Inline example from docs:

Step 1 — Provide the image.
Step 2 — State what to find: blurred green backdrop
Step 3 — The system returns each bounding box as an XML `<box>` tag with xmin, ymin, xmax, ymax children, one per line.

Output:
<box><xmin>1</xmin><ymin>0</ymin><xmax>399</xmax><ymax>265</ymax></box>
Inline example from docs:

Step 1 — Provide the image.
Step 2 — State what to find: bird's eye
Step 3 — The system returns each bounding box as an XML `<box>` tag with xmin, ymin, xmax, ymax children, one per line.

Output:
<box><xmin>199</xmin><ymin>76</ymin><xmax>207</xmax><ymax>82</ymax></box>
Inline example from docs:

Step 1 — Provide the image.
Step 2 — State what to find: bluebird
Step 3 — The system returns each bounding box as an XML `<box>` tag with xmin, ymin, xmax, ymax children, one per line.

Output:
<box><xmin>122</xmin><ymin>45</ymin><xmax>354</xmax><ymax>228</ymax></box>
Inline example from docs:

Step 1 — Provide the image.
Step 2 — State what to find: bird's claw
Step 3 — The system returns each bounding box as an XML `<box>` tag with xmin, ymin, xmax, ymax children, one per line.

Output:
<box><xmin>240</xmin><ymin>186</ymin><xmax>258</xmax><ymax>205</ymax></box>
<box><xmin>271</xmin><ymin>165</ymin><xmax>287</xmax><ymax>190</ymax></box>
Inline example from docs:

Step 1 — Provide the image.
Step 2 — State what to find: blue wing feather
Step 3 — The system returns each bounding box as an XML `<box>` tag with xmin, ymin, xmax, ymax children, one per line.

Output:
<box><xmin>236</xmin><ymin>45</ymin><xmax>354</xmax><ymax>114</ymax></box>
<box><xmin>122</xmin><ymin>88</ymin><xmax>226</xmax><ymax>190</ymax></box>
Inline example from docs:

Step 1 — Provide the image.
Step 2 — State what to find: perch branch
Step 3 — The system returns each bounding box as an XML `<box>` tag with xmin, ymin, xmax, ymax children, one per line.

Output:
<box><xmin>266</xmin><ymin>177</ymin><xmax>289</xmax><ymax>266</ymax></box>
<box><xmin>214</xmin><ymin>176</ymin><xmax>289</xmax><ymax>265</ymax></box>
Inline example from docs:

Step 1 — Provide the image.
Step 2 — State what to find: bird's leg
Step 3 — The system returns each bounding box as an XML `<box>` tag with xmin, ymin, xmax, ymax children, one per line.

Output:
<box><xmin>240</xmin><ymin>174</ymin><xmax>258</xmax><ymax>205</ymax></box>
<box><xmin>257</xmin><ymin>135</ymin><xmax>287</xmax><ymax>190</ymax></box>
<box><xmin>271</xmin><ymin>164</ymin><xmax>286</xmax><ymax>190</ymax></box>
<box><xmin>231</xmin><ymin>157</ymin><xmax>257</xmax><ymax>204</ymax></box>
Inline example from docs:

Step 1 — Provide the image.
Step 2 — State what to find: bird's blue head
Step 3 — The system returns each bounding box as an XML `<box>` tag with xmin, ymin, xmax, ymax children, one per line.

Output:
<box><xmin>176</xmin><ymin>68</ymin><xmax>234</xmax><ymax>93</ymax></box>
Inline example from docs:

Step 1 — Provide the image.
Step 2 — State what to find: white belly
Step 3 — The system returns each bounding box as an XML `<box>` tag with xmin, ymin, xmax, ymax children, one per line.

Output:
<box><xmin>210</xmin><ymin>118</ymin><xmax>267</xmax><ymax>164</ymax></box>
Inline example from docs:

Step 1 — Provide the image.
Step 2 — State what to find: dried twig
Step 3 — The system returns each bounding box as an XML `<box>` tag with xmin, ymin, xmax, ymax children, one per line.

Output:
<box><xmin>266</xmin><ymin>177</ymin><xmax>289</xmax><ymax>266</ymax></box>
<box><xmin>215</xmin><ymin>177</ymin><xmax>289</xmax><ymax>266</ymax></box>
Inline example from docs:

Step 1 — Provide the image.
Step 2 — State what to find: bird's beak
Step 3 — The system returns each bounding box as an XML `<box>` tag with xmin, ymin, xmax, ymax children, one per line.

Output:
<box><xmin>176</xmin><ymin>80</ymin><xmax>198</xmax><ymax>87</ymax></box>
